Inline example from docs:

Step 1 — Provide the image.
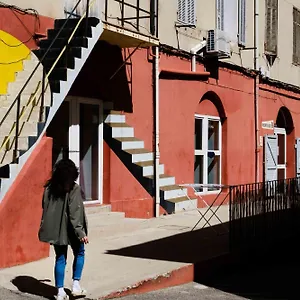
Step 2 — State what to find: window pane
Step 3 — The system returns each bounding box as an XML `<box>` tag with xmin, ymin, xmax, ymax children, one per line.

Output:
<box><xmin>208</xmin><ymin>154</ymin><xmax>220</xmax><ymax>190</ymax></box>
<box><xmin>278</xmin><ymin>133</ymin><xmax>285</xmax><ymax>165</ymax></box>
<box><xmin>208</xmin><ymin>120</ymin><xmax>219</xmax><ymax>150</ymax></box>
<box><xmin>195</xmin><ymin>118</ymin><xmax>202</xmax><ymax>150</ymax></box>
<box><xmin>194</xmin><ymin>155</ymin><xmax>203</xmax><ymax>192</ymax></box>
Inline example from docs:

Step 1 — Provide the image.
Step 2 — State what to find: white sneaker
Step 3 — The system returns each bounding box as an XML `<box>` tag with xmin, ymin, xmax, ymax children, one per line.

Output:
<box><xmin>72</xmin><ymin>288</ymin><xmax>87</xmax><ymax>297</ymax></box>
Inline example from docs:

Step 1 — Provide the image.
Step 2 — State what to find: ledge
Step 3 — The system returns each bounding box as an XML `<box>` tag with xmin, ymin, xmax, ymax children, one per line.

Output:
<box><xmin>159</xmin><ymin>68</ymin><xmax>210</xmax><ymax>81</ymax></box>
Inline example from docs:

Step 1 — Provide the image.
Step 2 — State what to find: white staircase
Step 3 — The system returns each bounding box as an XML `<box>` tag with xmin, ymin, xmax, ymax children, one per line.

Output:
<box><xmin>104</xmin><ymin>111</ymin><xmax>198</xmax><ymax>214</ymax></box>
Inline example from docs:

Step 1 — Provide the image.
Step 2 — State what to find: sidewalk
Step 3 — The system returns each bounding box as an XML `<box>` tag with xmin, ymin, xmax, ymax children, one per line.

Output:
<box><xmin>0</xmin><ymin>205</ymin><xmax>230</xmax><ymax>299</ymax></box>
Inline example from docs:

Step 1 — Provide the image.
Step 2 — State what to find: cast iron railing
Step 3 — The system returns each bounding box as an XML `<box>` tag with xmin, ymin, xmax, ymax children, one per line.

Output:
<box><xmin>229</xmin><ymin>177</ymin><xmax>300</xmax><ymax>251</ymax></box>
<box><xmin>0</xmin><ymin>0</ymin><xmax>95</xmax><ymax>164</ymax></box>
<box><xmin>104</xmin><ymin>0</ymin><xmax>158</xmax><ymax>37</ymax></box>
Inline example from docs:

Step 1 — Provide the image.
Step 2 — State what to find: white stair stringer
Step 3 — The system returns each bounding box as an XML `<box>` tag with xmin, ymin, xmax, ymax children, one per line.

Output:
<box><xmin>0</xmin><ymin>21</ymin><xmax>103</xmax><ymax>202</ymax></box>
<box><xmin>104</xmin><ymin>111</ymin><xmax>198</xmax><ymax>214</ymax></box>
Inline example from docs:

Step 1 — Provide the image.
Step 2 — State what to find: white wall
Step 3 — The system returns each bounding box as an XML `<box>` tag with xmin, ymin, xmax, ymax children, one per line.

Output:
<box><xmin>158</xmin><ymin>0</ymin><xmax>300</xmax><ymax>87</ymax></box>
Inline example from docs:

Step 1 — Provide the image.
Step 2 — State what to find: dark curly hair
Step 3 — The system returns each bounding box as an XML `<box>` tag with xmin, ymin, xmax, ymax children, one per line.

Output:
<box><xmin>45</xmin><ymin>159</ymin><xmax>79</xmax><ymax>197</ymax></box>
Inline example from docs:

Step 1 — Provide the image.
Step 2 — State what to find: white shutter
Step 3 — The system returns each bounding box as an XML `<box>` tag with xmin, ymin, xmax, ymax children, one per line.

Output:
<box><xmin>296</xmin><ymin>138</ymin><xmax>300</xmax><ymax>176</ymax></box>
<box><xmin>264</xmin><ymin>135</ymin><xmax>278</xmax><ymax>182</ymax></box>
<box><xmin>238</xmin><ymin>0</ymin><xmax>246</xmax><ymax>45</ymax></box>
<box><xmin>178</xmin><ymin>0</ymin><xmax>196</xmax><ymax>26</ymax></box>
<box><xmin>216</xmin><ymin>0</ymin><xmax>225</xmax><ymax>31</ymax></box>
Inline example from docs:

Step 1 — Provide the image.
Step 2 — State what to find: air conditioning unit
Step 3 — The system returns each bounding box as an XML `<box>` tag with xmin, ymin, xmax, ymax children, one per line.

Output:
<box><xmin>206</xmin><ymin>29</ymin><xmax>231</xmax><ymax>59</ymax></box>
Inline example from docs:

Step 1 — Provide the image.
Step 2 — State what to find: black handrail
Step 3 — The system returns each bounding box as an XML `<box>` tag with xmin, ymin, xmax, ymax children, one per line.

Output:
<box><xmin>0</xmin><ymin>0</ymin><xmax>91</xmax><ymax>163</ymax></box>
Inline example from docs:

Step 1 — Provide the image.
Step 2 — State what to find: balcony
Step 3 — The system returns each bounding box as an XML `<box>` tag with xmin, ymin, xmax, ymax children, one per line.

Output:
<box><xmin>101</xmin><ymin>0</ymin><xmax>159</xmax><ymax>48</ymax></box>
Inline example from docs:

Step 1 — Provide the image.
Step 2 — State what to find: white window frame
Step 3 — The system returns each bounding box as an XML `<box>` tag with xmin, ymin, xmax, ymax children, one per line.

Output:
<box><xmin>238</xmin><ymin>0</ymin><xmax>246</xmax><ymax>45</ymax></box>
<box><xmin>194</xmin><ymin>114</ymin><xmax>222</xmax><ymax>194</ymax></box>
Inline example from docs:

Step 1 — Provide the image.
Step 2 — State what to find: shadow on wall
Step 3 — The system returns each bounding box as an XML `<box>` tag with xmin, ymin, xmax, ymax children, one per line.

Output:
<box><xmin>69</xmin><ymin>41</ymin><xmax>133</xmax><ymax>112</ymax></box>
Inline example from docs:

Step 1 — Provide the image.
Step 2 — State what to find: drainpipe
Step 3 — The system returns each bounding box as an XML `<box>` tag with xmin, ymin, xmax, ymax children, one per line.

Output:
<box><xmin>190</xmin><ymin>41</ymin><xmax>207</xmax><ymax>72</ymax></box>
<box><xmin>254</xmin><ymin>0</ymin><xmax>260</xmax><ymax>182</ymax></box>
<box><xmin>154</xmin><ymin>46</ymin><xmax>160</xmax><ymax>218</ymax></box>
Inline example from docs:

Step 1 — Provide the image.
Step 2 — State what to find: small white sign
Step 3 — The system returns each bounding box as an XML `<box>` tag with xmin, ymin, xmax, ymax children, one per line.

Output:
<box><xmin>262</xmin><ymin>120</ymin><xmax>274</xmax><ymax>130</ymax></box>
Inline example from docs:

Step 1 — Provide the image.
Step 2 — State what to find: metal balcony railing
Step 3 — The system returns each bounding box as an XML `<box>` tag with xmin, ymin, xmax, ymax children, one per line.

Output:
<box><xmin>104</xmin><ymin>0</ymin><xmax>158</xmax><ymax>37</ymax></box>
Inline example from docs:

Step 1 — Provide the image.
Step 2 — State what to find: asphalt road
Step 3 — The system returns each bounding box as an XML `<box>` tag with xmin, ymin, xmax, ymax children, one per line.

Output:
<box><xmin>120</xmin><ymin>283</ymin><xmax>245</xmax><ymax>300</ymax></box>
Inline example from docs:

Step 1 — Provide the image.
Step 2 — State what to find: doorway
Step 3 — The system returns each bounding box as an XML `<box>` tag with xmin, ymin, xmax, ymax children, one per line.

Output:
<box><xmin>47</xmin><ymin>97</ymin><xmax>103</xmax><ymax>204</ymax></box>
<box><xmin>69</xmin><ymin>97</ymin><xmax>103</xmax><ymax>203</ymax></box>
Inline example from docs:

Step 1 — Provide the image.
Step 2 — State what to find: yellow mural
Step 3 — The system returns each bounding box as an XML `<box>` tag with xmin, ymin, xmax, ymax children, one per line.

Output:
<box><xmin>0</xmin><ymin>30</ymin><xmax>30</xmax><ymax>95</ymax></box>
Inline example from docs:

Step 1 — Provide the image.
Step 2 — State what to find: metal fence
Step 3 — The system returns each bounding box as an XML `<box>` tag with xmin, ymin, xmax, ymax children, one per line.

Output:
<box><xmin>229</xmin><ymin>177</ymin><xmax>300</xmax><ymax>251</ymax></box>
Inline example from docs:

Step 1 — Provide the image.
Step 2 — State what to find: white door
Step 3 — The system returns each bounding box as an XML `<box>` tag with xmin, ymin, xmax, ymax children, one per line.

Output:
<box><xmin>264</xmin><ymin>135</ymin><xmax>278</xmax><ymax>182</ymax></box>
<box><xmin>274</xmin><ymin>127</ymin><xmax>286</xmax><ymax>180</ymax></box>
<box><xmin>68</xmin><ymin>96</ymin><xmax>103</xmax><ymax>204</ymax></box>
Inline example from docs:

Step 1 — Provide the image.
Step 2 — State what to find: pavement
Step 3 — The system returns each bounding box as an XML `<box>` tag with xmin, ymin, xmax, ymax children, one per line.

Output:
<box><xmin>0</xmin><ymin>204</ymin><xmax>230</xmax><ymax>300</ymax></box>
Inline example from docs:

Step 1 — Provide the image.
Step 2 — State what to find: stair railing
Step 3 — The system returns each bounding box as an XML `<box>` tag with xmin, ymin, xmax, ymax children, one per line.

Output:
<box><xmin>0</xmin><ymin>0</ymin><xmax>97</xmax><ymax>164</ymax></box>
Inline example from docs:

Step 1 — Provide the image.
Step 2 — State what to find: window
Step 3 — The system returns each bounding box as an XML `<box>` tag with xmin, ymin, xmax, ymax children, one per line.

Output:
<box><xmin>194</xmin><ymin>115</ymin><xmax>222</xmax><ymax>193</ymax></box>
<box><xmin>178</xmin><ymin>0</ymin><xmax>196</xmax><ymax>26</ymax></box>
<box><xmin>238</xmin><ymin>0</ymin><xmax>246</xmax><ymax>45</ymax></box>
<box><xmin>293</xmin><ymin>7</ymin><xmax>300</xmax><ymax>65</ymax></box>
<box><xmin>265</xmin><ymin>0</ymin><xmax>278</xmax><ymax>57</ymax></box>
<box><xmin>216</xmin><ymin>0</ymin><xmax>225</xmax><ymax>31</ymax></box>
<box><xmin>216</xmin><ymin>0</ymin><xmax>246</xmax><ymax>44</ymax></box>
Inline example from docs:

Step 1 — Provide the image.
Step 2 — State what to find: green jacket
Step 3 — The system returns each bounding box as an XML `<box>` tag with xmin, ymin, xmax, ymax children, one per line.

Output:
<box><xmin>38</xmin><ymin>183</ymin><xmax>88</xmax><ymax>245</ymax></box>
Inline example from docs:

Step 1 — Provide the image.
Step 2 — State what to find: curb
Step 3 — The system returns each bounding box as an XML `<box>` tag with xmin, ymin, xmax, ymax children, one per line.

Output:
<box><xmin>99</xmin><ymin>264</ymin><xmax>194</xmax><ymax>299</ymax></box>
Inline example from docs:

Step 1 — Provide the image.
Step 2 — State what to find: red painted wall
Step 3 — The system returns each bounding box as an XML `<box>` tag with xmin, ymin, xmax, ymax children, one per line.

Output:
<box><xmin>0</xmin><ymin>8</ymin><xmax>54</xmax><ymax>50</ymax></box>
<box><xmin>0</xmin><ymin>136</ymin><xmax>52</xmax><ymax>268</ymax></box>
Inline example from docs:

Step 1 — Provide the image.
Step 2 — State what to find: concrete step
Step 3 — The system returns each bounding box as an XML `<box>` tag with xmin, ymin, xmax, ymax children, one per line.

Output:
<box><xmin>166</xmin><ymin>196</ymin><xmax>198</xmax><ymax>213</ymax></box>
<box><xmin>0</xmin><ymin>136</ymin><xmax>32</xmax><ymax>151</ymax></box>
<box><xmin>135</xmin><ymin>160</ymin><xmax>164</xmax><ymax>177</ymax></box>
<box><xmin>0</xmin><ymin>121</ymin><xmax>38</xmax><ymax>137</ymax></box>
<box><xmin>0</xmin><ymin>106</ymin><xmax>43</xmax><ymax>122</ymax></box>
<box><xmin>107</xmin><ymin>122</ymin><xmax>134</xmax><ymax>138</ymax></box>
<box><xmin>115</xmin><ymin>137</ymin><xmax>144</xmax><ymax>150</ymax></box>
<box><xmin>0</xmin><ymin>149</ymin><xmax>20</xmax><ymax>166</ymax></box>
<box><xmin>0</xmin><ymin>92</ymin><xmax>52</xmax><ymax>108</ymax></box>
<box><xmin>160</xmin><ymin>185</ymin><xmax>188</xmax><ymax>200</ymax></box>
<box><xmin>85</xmin><ymin>204</ymin><xmax>112</xmax><ymax>215</ymax></box>
<box><xmin>146</xmin><ymin>174</ymin><xmax>176</xmax><ymax>187</ymax></box>
<box><xmin>125</xmin><ymin>149</ymin><xmax>154</xmax><ymax>163</ymax></box>
<box><xmin>105</xmin><ymin>113</ymin><xmax>126</xmax><ymax>123</ymax></box>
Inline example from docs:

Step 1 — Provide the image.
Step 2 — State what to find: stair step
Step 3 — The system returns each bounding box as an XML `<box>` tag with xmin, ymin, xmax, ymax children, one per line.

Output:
<box><xmin>34</xmin><ymin>47</ymin><xmax>82</xmax><ymax>60</ymax></box>
<box><xmin>85</xmin><ymin>204</ymin><xmax>112</xmax><ymax>214</ymax></box>
<box><xmin>125</xmin><ymin>149</ymin><xmax>153</xmax><ymax>163</ymax></box>
<box><xmin>160</xmin><ymin>185</ymin><xmax>188</xmax><ymax>200</ymax></box>
<box><xmin>54</xmin><ymin>17</ymin><xmax>100</xmax><ymax>29</ymax></box>
<box><xmin>134</xmin><ymin>160</ymin><xmax>164</xmax><ymax>176</ymax></box>
<box><xmin>48</xmin><ymin>68</ymin><xmax>68</xmax><ymax>81</ymax></box>
<box><xmin>0</xmin><ymin>136</ymin><xmax>36</xmax><ymax>151</ymax></box>
<box><xmin>47</xmin><ymin>26</ymin><xmax>92</xmax><ymax>40</ymax></box>
<box><xmin>106</xmin><ymin>123</ymin><xmax>134</xmax><ymax>138</ymax></box>
<box><xmin>43</xmin><ymin>55</ymin><xmax>76</xmax><ymax>70</ymax></box>
<box><xmin>105</xmin><ymin>113</ymin><xmax>125</xmax><ymax>123</ymax></box>
<box><xmin>146</xmin><ymin>174</ymin><xmax>175</xmax><ymax>187</ymax></box>
<box><xmin>120</xmin><ymin>139</ymin><xmax>144</xmax><ymax>150</ymax></box>
<box><xmin>0</xmin><ymin>121</ymin><xmax>38</xmax><ymax>137</ymax></box>
<box><xmin>39</xmin><ymin>36</ymin><xmax>88</xmax><ymax>50</ymax></box>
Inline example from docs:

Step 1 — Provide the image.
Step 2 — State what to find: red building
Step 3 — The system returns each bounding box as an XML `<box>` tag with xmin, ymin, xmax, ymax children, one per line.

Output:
<box><xmin>0</xmin><ymin>0</ymin><xmax>300</xmax><ymax>268</ymax></box>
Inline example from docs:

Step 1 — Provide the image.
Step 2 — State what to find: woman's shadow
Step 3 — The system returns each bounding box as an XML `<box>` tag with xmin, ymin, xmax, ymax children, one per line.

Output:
<box><xmin>11</xmin><ymin>276</ymin><xmax>85</xmax><ymax>299</ymax></box>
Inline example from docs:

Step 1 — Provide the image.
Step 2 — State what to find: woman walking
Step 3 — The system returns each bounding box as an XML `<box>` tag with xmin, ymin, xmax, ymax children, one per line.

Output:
<box><xmin>38</xmin><ymin>159</ymin><xmax>88</xmax><ymax>300</ymax></box>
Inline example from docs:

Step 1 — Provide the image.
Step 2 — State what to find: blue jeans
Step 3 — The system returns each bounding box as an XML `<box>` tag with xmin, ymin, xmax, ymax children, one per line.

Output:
<box><xmin>54</xmin><ymin>240</ymin><xmax>85</xmax><ymax>288</ymax></box>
